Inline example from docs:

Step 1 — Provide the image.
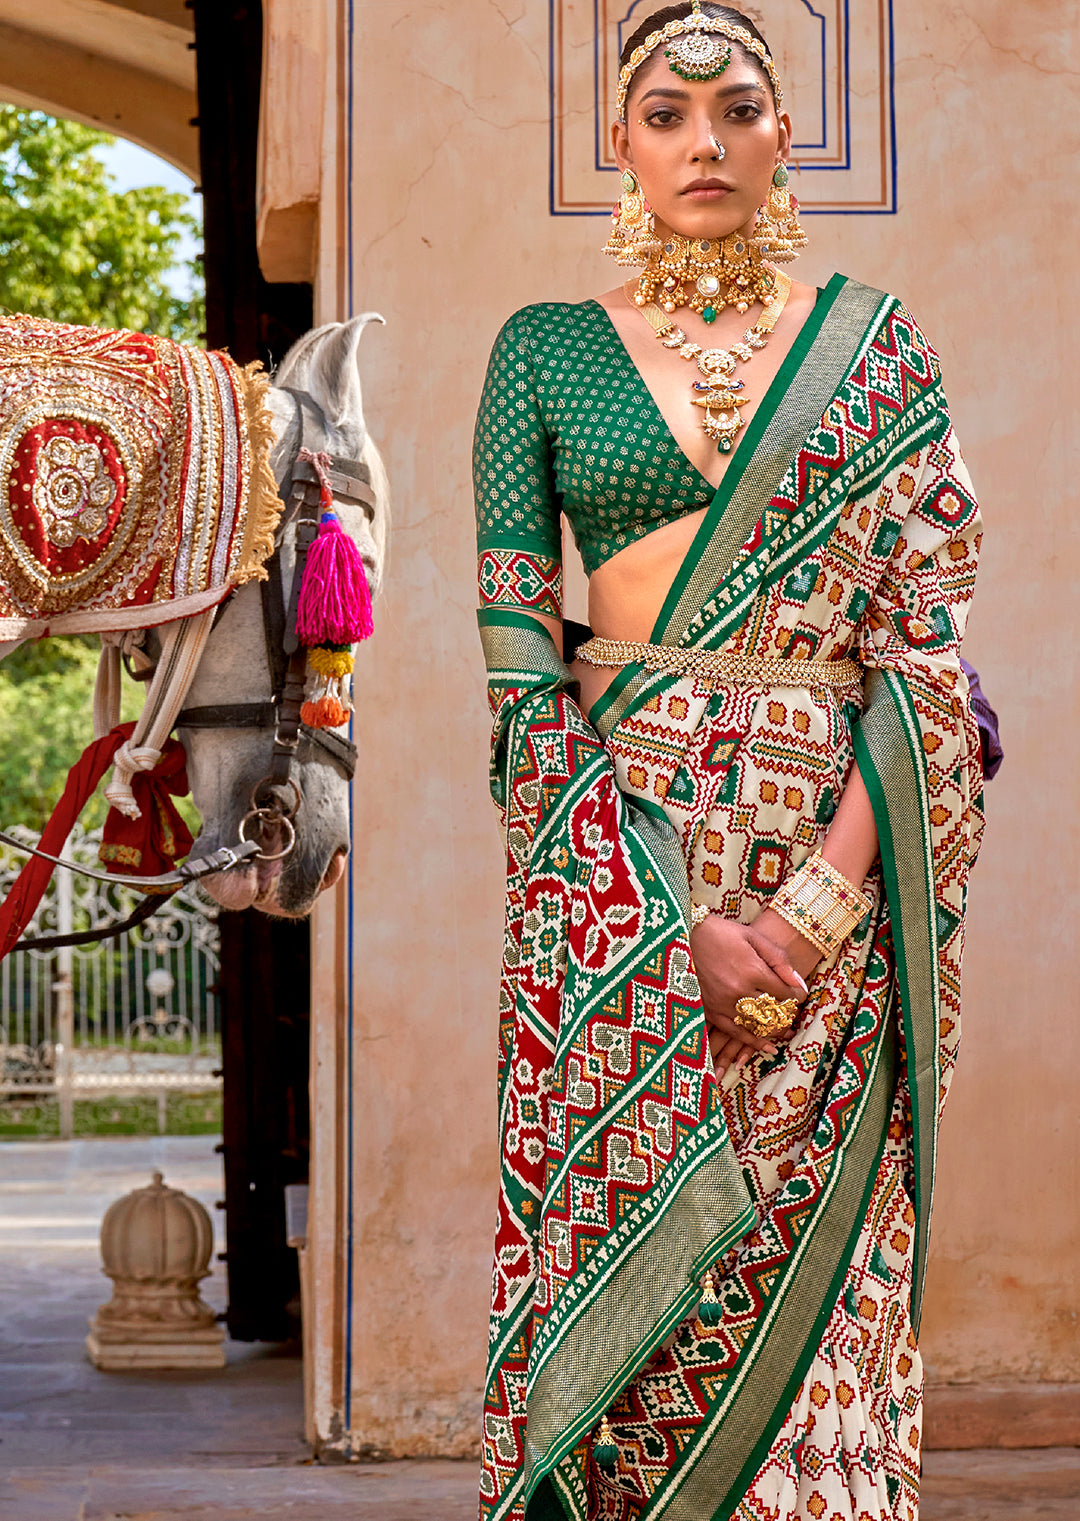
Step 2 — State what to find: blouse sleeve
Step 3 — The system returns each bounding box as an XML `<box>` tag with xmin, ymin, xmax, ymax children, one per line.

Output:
<box><xmin>473</xmin><ymin>308</ymin><xmax>563</xmax><ymax>624</ymax></box>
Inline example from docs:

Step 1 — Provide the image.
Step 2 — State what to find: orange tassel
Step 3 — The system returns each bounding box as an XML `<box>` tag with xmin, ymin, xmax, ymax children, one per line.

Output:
<box><xmin>301</xmin><ymin>693</ymin><xmax>351</xmax><ymax>729</ymax></box>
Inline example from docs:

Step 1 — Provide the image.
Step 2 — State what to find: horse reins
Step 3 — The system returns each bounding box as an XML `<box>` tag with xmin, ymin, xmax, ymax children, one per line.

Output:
<box><xmin>4</xmin><ymin>388</ymin><xmax>376</xmax><ymax>953</ymax></box>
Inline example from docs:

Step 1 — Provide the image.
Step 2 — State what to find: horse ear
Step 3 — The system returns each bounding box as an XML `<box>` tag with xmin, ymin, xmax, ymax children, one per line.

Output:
<box><xmin>274</xmin><ymin>312</ymin><xmax>385</xmax><ymax>451</ymax></box>
<box><xmin>310</xmin><ymin>313</ymin><xmax>383</xmax><ymax>436</ymax></box>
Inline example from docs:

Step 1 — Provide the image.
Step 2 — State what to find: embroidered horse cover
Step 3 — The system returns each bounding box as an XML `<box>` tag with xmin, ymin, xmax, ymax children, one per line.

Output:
<box><xmin>0</xmin><ymin>314</ymin><xmax>280</xmax><ymax>638</ymax></box>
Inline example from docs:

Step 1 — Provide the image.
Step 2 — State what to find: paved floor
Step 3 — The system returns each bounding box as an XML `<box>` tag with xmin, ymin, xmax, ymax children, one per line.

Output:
<box><xmin>0</xmin><ymin>1138</ymin><xmax>477</xmax><ymax>1519</ymax></box>
<box><xmin>0</xmin><ymin>1138</ymin><xmax>1076</xmax><ymax>1519</ymax></box>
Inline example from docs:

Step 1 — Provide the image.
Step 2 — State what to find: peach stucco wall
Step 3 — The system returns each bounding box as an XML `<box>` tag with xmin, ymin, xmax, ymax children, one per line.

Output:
<box><xmin>307</xmin><ymin>0</ymin><xmax>1079</xmax><ymax>1454</ymax></box>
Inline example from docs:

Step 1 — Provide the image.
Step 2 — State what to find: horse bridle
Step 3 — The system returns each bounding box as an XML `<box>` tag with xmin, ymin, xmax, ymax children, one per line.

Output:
<box><xmin>176</xmin><ymin>386</ymin><xmax>371</xmax><ymax>790</ymax></box>
<box><xmin>4</xmin><ymin>388</ymin><xmax>375</xmax><ymax>953</ymax></box>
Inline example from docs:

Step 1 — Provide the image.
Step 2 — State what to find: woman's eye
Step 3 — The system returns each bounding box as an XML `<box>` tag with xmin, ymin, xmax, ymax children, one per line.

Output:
<box><xmin>646</xmin><ymin>111</ymin><xmax>679</xmax><ymax>126</ymax></box>
<box><xmin>727</xmin><ymin>103</ymin><xmax>763</xmax><ymax>120</ymax></box>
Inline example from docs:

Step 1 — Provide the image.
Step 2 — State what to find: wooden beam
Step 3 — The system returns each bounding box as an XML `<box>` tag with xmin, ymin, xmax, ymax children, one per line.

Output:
<box><xmin>256</xmin><ymin>0</ymin><xmax>324</xmax><ymax>283</ymax></box>
<box><xmin>0</xmin><ymin>20</ymin><xmax>198</xmax><ymax>178</ymax></box>
<box><xmin>101</xmin><ymin>0</ymin><xmax>193</xmax><ymax>29</ymax></box>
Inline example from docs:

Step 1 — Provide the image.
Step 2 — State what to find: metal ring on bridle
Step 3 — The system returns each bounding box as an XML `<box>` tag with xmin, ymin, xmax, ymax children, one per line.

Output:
<box><xmin>248</xmin><ymin>776</ymin><xmax>302</xmax><ymax>819</ymax></box>
<box><xmin>238</xmin><ymin>808</ymin><xmax>297</xmax><ymax>862</ymax></box>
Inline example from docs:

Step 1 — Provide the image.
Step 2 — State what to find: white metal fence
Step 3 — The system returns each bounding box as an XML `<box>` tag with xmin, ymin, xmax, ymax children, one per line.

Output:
<box><xmin>0</xmin><ymin>824</ymin><xmax>222</xmax><ymax>1135</ymax></box>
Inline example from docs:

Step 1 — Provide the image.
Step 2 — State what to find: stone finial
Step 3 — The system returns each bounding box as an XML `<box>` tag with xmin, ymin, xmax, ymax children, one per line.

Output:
<box><xmin>86</xmin><ymin>1170</ymin><xmax>226</xmax><ymax>1370</ymax></box>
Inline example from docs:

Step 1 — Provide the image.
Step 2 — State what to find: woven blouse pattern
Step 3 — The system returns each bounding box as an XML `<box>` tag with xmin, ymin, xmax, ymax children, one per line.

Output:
<box><xmin>473</xmin><ymin>302</ymin><xmax>714</xmax><ymax>580</ymax></box>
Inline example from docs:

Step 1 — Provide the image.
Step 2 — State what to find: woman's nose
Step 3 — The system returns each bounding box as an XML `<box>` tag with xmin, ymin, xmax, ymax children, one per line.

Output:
<box><xmin>690</xmin><ymin>124</ymin><xmax>725</xmax><ymax>163</ymax></box>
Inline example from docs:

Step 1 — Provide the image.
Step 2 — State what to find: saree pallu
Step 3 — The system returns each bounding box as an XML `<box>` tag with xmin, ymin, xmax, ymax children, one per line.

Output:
<box><xmin>476</xmin><ymin>278</ymin><xmax>983</xmax><ymax>1521</ymax></box>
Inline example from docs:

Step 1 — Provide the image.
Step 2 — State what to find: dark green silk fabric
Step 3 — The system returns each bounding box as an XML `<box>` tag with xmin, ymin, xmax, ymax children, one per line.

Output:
<box><xmin>473</xmin><ymin>301</ymin><xmax>715</xmax><ymax>578</ymax></box>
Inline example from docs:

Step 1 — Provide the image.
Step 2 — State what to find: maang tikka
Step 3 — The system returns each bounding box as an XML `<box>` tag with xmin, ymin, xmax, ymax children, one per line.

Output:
<box><xmin>602</xmin><ymin>169</ymin><xmax>662</xmax><ymax>266</ymax></box>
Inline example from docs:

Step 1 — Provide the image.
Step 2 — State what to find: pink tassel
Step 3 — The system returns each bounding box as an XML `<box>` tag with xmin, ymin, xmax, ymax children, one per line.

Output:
<box><xmin>295</xmin><ymin>509</ymin><xmax>374</xmax><ymax>646</ymax></box>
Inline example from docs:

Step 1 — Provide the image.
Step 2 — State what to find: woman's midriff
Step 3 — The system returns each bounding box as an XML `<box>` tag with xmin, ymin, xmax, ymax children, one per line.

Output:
<box><xmin>570</xmin><ymin>505</ymin><xmax>708</xmax><ymax>715</ymax></box>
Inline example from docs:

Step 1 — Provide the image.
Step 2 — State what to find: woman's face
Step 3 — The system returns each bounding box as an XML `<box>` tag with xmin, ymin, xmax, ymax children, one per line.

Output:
<box><xmin>612</xmin><ymin>45</ymin><xmax>791</xmax><ymax>243</ymax></box>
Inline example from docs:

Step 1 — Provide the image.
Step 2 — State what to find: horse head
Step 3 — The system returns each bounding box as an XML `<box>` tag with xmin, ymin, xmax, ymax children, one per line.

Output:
<box><xmin>174</xmin><ymin>314</ymin><xmax>389</xmax><ymax>918</ymax></box>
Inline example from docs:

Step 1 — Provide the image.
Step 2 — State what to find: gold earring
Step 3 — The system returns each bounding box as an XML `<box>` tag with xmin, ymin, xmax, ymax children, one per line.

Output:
<box><xmin>750</xmin><ymin>163</ymin><xmax>808</xmax><ymax>263</ymax></box>
<box><xmin>602</xmin><ymin>169</ymin><xmax>661</xmax><ymax>266</ymax></box>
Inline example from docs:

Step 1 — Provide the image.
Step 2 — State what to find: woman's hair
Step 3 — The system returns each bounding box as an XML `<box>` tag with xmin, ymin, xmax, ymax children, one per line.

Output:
<box><xmin>620</xmin><ymin>4</ymin><xmax>775</xmax><ymax>101</ymax></box>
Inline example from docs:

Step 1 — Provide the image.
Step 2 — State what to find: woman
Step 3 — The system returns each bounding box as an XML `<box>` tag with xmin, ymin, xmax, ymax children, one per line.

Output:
<box><xmin>473</xmin><ymin>6</ymin><xmax>983</xmax><ymax>1518</ymax></box>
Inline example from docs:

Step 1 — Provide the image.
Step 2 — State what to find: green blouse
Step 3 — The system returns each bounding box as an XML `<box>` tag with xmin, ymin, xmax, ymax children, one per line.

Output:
<box><xmin>473</xmin><ymin>301</ymin><xmax>715</xmax><ymax>600</ymax></box>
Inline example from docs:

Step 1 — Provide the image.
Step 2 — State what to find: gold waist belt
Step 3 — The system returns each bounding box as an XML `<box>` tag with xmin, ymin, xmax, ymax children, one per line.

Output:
<box><xmin>575</xmin><ymin>637</ymin><xmax>862</xmax><ymax>690</ymax></box>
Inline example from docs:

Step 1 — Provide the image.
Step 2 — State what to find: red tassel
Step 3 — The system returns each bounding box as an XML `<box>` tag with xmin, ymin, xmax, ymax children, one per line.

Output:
<box><xmin>295</xmin><ymin>509</ymin><xmax>374</xmax><ymax>647</ymax></box>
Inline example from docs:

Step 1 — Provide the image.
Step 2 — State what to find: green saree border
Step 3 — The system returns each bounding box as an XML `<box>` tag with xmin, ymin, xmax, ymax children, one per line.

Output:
<box><xmin>639</xmin><ymin>998</ymin><xmax>897</xmax><ymax>1520</ymax></box>
<box><xmin>654</xmin><ymin>273</ymin><xmax>849</xmax><ymax>645</ymax></box>
<box><xmin>480</xmin><ymin>603</ymin><xmax>565</xmax><ymax>647</ymax></box>
<box><xmin>853</xmin><ymin>667</ymin><xmax>940</xmax><ymax>1330</ymax></box>
<box><xmin>524</xmin><ymin>1150</ymin><xmax>757</xmax><ymax>1502</ymax></box>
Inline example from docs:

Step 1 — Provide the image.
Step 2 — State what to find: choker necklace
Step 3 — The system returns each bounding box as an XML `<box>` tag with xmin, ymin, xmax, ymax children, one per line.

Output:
<box><xmin>633</xmin><ymin>232</ymin><xmax>777</xmax><ymax>323</ymax></box>
<box><xmin>626</xmin><ymin>269</ymin><xmax>792</xmax><ymax>454</ymax></box>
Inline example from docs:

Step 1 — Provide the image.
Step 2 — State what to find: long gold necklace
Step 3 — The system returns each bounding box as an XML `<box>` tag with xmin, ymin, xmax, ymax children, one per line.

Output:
<box><xmin>626</xmin><ymin>267</ymin><xmax>791</xmax><ymax>454</ymax></box>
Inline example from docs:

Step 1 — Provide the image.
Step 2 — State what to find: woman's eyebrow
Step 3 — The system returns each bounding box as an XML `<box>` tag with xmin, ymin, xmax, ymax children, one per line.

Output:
<box><xmin>638</xmin><ymin>81</ymin><xmax>769</xmax><ymax>104</ymax></box>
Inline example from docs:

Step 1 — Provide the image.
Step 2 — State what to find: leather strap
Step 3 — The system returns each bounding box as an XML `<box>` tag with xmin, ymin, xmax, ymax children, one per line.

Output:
<box><xmin>291</xmin><ymin>456</ymin><xmax>376</xmax><ymax>513</ymax></box>
<box><xmin>175</xmin><ymin>707</ymin><xmax>358</xmax><ymax>779</ymax></box>
<box><xmin>276</xmin><ymin>387</ymin><xmax>375</xmax><ymax>511</ymax></box>
<box><xmin>170</xmin><ymin>386</ymin><xmax>363</xmax><ymax>784</ymax></box>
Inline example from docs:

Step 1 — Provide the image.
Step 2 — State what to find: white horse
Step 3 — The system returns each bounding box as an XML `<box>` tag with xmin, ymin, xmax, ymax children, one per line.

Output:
<box><xmin>175</xmin><ymin>314</ymin><xmax>389</xmax><ymax>918</ymax></box>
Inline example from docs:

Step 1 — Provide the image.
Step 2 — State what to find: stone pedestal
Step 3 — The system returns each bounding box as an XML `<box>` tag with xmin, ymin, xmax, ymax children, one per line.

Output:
<box><xmin>86</xmin><ymin>1170</ymin><xmax>225</xmax><ymax>1372</ymax></box>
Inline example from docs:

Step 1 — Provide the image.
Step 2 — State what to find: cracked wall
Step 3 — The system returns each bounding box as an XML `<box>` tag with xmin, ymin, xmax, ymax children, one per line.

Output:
<box><xmin>309</xmin><ymin>0</ymin><xmax>1080</xmax><ymax>1456</ymax></box>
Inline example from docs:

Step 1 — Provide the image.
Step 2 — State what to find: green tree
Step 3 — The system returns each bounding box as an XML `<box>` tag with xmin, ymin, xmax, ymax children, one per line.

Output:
<box><xmin>0</xmin><ymin>108</ymin><xmax>205</xmax><ymax>832</ymax></box>
<box><xmin>0</xmin><ymin>636</ymin><xmax>200</xmax><ymax>834</ymax></box>
<box><xmin>0</xmin><ymin>105</ymin><xmax>204</xmax><ymax>341</ymax></box>
<box><xmin>0</xmin><ymin>638</ymin><xmax>139</xmax><ymax>831</ymax></box>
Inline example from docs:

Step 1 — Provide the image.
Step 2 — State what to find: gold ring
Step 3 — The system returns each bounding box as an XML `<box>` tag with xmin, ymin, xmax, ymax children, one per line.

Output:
<box><xmin>732</xmin><ymin>993</ymin><xmax>799</xmax><ymax>1039</ymax></box>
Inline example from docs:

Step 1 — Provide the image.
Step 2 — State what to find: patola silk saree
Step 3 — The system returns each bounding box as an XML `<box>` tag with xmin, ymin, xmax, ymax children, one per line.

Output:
<box><xmin>474</xmin><ymin>276</ymin><xmax>983</xmax><ymax>1521</ymax></box>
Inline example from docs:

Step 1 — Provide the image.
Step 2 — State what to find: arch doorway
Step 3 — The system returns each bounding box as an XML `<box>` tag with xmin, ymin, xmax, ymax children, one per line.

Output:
<box><xmin>1</xmin><ymin>0</ymin><xmax>314</xmax><ymax>1345</ymax></box>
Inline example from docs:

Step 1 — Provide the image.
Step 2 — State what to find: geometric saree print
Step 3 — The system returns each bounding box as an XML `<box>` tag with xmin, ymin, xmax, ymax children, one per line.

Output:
<box><xmin>475</xmin><ymin>279</ymin><xmax>982</xmax><ymax>1521</ymax></box>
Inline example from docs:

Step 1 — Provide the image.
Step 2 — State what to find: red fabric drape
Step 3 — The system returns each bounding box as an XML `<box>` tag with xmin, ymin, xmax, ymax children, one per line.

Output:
<box><xmin>0</xmin><ymin>723</ymin><xmax>193</xmax><ymax>960</ymax></box>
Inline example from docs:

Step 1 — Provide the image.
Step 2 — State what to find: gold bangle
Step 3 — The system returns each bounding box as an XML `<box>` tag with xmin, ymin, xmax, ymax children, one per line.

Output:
<box><xmin>690</xmin><ymin>902</ymin><xmax>711</xmax><ymax>929</ymax></box>
<box><xmin>770</xmin><ymin>852</ymin><xmax>872</xmax><ymax>958</ymax></box>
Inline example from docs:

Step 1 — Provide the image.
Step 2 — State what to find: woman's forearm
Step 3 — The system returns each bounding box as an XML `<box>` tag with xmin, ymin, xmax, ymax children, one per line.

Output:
<box><xmin>753</xmin><ymin>763</ymin><xmax>879</xmax><ymax>982</ymax></box>
<box><xmin>819</xmin><ymin>763</ymin><xmax>879</xmax><ymax>890</ymax></box>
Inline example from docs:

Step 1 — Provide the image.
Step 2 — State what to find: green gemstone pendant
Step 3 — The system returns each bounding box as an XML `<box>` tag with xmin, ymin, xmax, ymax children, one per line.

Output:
<box><xmin>719</xmin><ymin>438</ymin><xmax>732</xmax><ymax>453</ymax></box>
<box><xmin>702</xmin><ymin>306</ymin><xmax>717</xmax><ymax>324</ymax></box>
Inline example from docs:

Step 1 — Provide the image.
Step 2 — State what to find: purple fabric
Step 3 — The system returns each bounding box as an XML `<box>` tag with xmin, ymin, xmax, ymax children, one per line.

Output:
<box><xmin>960</xmin><ymin>657</ymin><xmax>1003</xmax><ymax>780</ymax></box>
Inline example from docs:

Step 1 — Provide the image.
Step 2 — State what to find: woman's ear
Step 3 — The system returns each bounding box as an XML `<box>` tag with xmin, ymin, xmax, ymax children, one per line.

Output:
<box><xmin>777</xmin><ymin>111</ymin><xmax>793</xmax><ymax>161</ymax></box>
<box><xmin>612</xmin><ymin>117</ymin><xmax>633</xmax><ymax>172</ymax></box>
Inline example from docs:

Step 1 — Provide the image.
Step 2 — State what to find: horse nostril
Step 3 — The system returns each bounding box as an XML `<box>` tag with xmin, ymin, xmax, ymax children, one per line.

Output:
<box><xmin>321</xmin><ymin>848</ymin><xmax>349</xmax><ymax>893</ymax></box>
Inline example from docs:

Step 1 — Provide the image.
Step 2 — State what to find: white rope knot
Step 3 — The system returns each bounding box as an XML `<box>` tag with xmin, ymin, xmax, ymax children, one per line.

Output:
<box><xmin>95</xmin><ymin>610</ymin><xmax>217</xmax><ymax>824</ymax></box>
<box><xmin>113</xmin><ymin>740</ymin><xmax>162</xmax><ymax>775</ymax></box>
<box><xmin>103</xmin><ymin>741</ymin><xmax>163</xmax><ymax>819</ymax></box>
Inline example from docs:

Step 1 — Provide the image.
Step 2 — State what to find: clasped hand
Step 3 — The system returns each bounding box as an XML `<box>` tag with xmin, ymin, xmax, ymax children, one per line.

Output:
<box><xmin>690</xmin><ymin>908</ymin><xmax>821</xmax><ymax>1078</ymax></box>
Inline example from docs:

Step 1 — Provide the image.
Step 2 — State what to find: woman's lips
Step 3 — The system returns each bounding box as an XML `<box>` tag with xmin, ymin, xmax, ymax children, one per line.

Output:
<box><xmin>682</xmin><ymin>185</ymin><xmax>731</xmax><ymax>201</ymax></box>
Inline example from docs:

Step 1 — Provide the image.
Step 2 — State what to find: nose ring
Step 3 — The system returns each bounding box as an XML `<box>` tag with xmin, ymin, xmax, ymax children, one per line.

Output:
<box><xmin>710</xmin><ymin>136</ymin><xmax>726</xmax><ymax>161</ymax></box>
